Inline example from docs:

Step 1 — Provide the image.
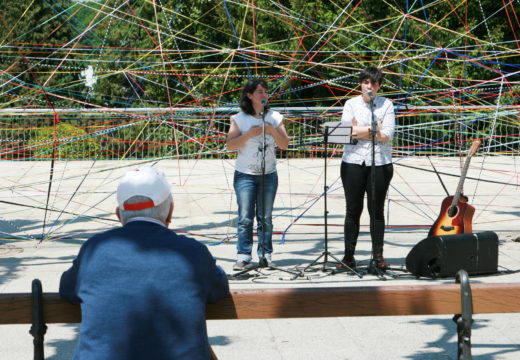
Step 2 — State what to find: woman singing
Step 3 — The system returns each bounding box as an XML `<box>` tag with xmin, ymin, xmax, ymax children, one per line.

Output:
<box><xmin>337</xmin><ymin>67</ymin><xmax>395</xmax><ymax>270</ymax></box>
<box><xmin>226</xmin><ymin>79</ymin><xmax>289</xmax><ymax>271</ymax></box>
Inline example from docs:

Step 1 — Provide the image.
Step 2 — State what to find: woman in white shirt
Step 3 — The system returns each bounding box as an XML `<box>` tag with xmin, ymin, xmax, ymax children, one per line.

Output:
<box><xmin>337</xmin><ymin>67</ymin><xmax>395</xmax><ymax>271</ymax></box>
<box><xmin>226</xmin><ymin>79</ymin><xmax>289</xmax><ymax>271</ymax></box>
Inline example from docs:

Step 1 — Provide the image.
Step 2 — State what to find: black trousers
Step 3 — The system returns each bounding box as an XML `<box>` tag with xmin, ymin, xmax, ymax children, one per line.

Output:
<box><xmin>340</xmin><ymin>161</ymin><xmax>393</xmax><ymax>255</ymax></box>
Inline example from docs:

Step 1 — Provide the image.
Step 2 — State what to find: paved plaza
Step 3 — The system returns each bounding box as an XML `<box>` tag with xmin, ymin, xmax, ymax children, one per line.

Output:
<box><xmin>1</xmin><ymin>157</ymin><xmax>520</xmax><ymax>359</ymax></box>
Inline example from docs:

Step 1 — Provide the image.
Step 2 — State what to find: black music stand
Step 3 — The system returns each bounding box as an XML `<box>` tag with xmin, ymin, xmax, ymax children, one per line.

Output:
<box><xmin>302</xmin><ymin>122</ymin><xmax>362</xmax><ymax>277</ymax></box>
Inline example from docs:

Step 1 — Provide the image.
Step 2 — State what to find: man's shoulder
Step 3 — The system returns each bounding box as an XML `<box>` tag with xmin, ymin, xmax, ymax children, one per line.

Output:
<box><xmin>138</xmin><ymin>225</ymin><xmax>209</xmax><ymax>251</ymax></box>
<box><xmin>172</xmin><ymin>232</ymin><xmax>208</xmax><ymax>250</ymax></box>
<box><xmin>376</xmin><ymin>96</ymin><xmax>394</xmax><ymax>111</ymax></box>
<box><xmin>85</xmin><ymin>223</ymin><xmax>207</xmax><ymax>250</ymax></box>
<box><xmin>345</xmin><ymin>95</ymin><xmax>362</xmax><ymax>106</ymax></box>
<box><xmin>86</xmin><ymin>226</ymin><xmax>124</xmax><ymax>241</ymax></box>
<box><xmin>83</xmin><ymin>223</ymin><xmax>161</xmax><ymax>244</ymax></box>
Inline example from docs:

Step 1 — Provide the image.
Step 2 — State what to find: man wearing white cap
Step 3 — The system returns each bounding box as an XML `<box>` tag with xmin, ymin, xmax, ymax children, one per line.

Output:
<box><xmin>60</xmin><ymin>165</ymin><xmax>229</xmax><ymax>360</ymax></box>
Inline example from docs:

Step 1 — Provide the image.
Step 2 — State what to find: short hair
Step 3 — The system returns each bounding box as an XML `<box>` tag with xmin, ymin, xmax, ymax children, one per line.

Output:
<box><xmin>119</xmin><ymin>194</ymin><xmax>173</xmax><ymax>225</ymax></box>
<box><xmin>359</xmin><ymin>67</ymin><xmax>384</xmax><ymax>85</ymax></box>
<box><xmin>239</xmin><ymin>78</ymin><xmax>270</xmax><ymax>115</ymax></box>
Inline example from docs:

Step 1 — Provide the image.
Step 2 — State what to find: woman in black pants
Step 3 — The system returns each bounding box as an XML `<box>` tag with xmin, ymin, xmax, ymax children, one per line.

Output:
<box><xmin>337</xmin><ymin>67</ymin><xmax>395</xmax><ymax>270</ymax></box>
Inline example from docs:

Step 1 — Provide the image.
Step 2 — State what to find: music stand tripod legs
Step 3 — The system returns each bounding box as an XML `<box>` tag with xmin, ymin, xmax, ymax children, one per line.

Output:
<box><xmin>302</xmin><ymin>123</ymin><xmax>361</xmax><ymax>278</ymax></box>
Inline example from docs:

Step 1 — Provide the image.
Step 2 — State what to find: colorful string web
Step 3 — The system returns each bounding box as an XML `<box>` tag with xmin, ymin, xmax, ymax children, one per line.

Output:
<box><xmin>0</xmin><ymin>0</ymin><xmax>518</xmax><ymax>243</ymax></box>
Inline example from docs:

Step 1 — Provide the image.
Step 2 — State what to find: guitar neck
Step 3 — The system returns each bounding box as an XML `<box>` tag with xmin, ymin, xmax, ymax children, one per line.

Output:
<box><xmin>450</xmin><ymin>140</ymin><xmax>481</xmax><ymax>208</ymax></box>
<box><xmin>451</xmin><ymin>159</ymin><xmax>471</xmax><ymax>207</ymax></box>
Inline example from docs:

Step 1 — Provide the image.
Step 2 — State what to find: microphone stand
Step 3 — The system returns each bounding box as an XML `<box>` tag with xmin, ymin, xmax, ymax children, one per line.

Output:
<box><xmin>232</xmin><ymin>100</ymin><xmax>300</xmax><ymax>279</ymax></box>
<box><xmin>366</xmin><ymin>93</ymin><xmax>386</xmax><ymax>278</ymax></box>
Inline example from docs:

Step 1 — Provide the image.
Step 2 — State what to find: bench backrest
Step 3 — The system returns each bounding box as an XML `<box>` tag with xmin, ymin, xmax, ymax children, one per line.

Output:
<box><xmin>2</xmin><ymin>282</ymin><xmax>520</xmax><ymax>325</ymax></box>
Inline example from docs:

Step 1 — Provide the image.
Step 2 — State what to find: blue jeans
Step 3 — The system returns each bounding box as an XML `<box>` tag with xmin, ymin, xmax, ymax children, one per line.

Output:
<box><xmin>233</xmin><ymin>170</ymin><xmax>278</xmax><ymax>261</ymax></box>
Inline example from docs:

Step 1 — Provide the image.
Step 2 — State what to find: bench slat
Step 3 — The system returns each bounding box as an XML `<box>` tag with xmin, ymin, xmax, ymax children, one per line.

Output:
<box><xmin>1</xmin><ymin>283</ymin><xmax>520</xmax><ymax>325</ymax></box>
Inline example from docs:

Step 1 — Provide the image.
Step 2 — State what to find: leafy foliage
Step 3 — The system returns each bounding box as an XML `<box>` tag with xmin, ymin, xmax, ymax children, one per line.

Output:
<box><xmin>0</xmin><ymin>0</ymin><xmax>517</xmax><ymax>160</ymax></box>
<box><xmin>28</xmin><ymin>122</ymin><xmax>101</xmax><ymax>159</ymax></box>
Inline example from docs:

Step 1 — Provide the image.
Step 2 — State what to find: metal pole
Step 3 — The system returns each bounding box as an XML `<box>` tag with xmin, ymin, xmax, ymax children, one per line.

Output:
<box><xmin>30</xmin><ymin>278</ymin><xmax>47</xmax><ymax>360</ymax></box>
<box><xmin>453</xmin><ymin>270</ymin><xmax>473</xmax><ymax>360</ymax></box>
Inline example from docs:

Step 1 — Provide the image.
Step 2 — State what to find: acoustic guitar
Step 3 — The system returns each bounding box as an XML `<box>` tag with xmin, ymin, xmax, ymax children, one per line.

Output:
<box><xmin>428</xmin><ymin>140</ymin><xmax>481</xmax><ymax>237</ymax></box>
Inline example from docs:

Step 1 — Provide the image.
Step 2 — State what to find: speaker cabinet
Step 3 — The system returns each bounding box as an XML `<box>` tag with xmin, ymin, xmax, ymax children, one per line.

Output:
<box><xmin>405</xmin><ymin>231</ymin><xmax>498</xmax><ymax>278</ymax></box>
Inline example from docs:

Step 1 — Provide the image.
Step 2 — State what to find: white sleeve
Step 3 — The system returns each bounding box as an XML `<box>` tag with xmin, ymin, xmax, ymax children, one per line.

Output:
<box><xmin>341</xmin><ymin>101</ymin><xmax>354</xmax><ymax>125</ymax></box>
<box><xmin>270</xmin><ymin>111</ymin><xmax>283</xmax><ymax>127</ymax></box>
<box><xmin>380</xmin><ymin>100</ymin><xmax>395</xmax><ymax>140</ymax></box>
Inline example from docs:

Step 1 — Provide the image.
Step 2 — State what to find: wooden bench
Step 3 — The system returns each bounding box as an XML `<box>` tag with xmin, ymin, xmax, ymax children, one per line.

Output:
<box><xmin>2</xmin><ymin>272</ymin><xmax>520</xmax><ymax>359</ymax></box>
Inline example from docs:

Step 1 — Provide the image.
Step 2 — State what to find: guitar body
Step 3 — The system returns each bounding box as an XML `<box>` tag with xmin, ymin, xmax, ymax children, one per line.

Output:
<box><xmin>428</xmin><ymin>195</ymin><xmax>475</xmax><ymax>237</ymax></box>
<box><xmin>429</xmin><ymin>140</ymin><xmax>480</xmax><ymax>238</ymax></box>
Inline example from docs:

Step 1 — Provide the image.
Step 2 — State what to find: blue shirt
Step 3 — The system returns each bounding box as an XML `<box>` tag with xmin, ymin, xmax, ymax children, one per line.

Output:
<box><xmin>60</xmin><ymin>220</ymin><xmax>229</xmax><ymax>360</ymax></box>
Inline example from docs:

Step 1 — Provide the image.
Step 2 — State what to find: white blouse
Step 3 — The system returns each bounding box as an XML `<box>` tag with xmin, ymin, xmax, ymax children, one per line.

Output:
<box><xmin>340</xmin><ymin>95</ymin><xmax>395</xmax><ymax>166</ymax></box>
<box><xmin>232</xmin><ymin>110</ymin><xmax>283</xmax><ymax>175</ymax></box>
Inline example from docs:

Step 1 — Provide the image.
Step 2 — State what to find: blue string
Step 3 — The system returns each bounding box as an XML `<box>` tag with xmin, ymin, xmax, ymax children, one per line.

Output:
<box><xmin>221</xmin><ymin>0</ymin><xmax>251</xmax><ymax>77</ymax></box>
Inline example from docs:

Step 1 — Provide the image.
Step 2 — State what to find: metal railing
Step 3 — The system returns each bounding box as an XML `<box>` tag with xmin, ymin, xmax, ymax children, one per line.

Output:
<box><xmin>1</xmin><ymin>106</ymin><xmax>518</xmax><ymax>160</ymax></box>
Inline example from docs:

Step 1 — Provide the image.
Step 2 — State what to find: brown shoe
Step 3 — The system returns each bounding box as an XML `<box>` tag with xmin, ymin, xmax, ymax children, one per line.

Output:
<box><xmin>336</xmin><ymin>254</ymin><xmax>356</xmax><ymax>269</ymax></box>
<box><xmin>372</xmin><ymin>253</ymin><xmax>388</xmax><ymax>269</ymax></box>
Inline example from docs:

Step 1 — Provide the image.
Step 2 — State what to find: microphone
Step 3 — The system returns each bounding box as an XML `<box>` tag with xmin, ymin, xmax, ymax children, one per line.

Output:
<box><xmin>260</xmin><ymin>98</ymin><xmax>267</xmax><ymax>119</ymax></box>
<box><xmin>366</xmin><ymin>91</ymin><xmax>375</xmax><ymax>100</ymax></box>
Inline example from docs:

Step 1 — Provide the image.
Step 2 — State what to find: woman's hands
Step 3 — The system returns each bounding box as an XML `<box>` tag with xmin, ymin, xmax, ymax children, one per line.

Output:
<box><xmin>352</xmin><ymin>118</ymin><xmax>386</xmax><ymax>142</ymax></box>
<box><xmin>226</xmin><ymin>120</ymin><xmax>289</xmax><ymax>150</ymax></box>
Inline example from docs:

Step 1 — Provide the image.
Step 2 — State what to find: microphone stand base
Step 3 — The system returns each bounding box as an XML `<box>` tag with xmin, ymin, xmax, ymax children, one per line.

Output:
<box><xmin>230</xmin><ymin>256</ymin><xmax>302</xmax><ymax>280</ymax></box>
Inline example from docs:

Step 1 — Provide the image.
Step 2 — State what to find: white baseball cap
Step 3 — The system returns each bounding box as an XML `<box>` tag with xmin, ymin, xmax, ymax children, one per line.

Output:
<box><xmin>117</xmin><ymin>166</ymin><xmax>172</xmax><ymax>211</ymax></box>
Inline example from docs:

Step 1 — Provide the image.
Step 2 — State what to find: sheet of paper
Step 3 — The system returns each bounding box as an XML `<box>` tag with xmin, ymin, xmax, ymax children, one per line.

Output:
<box><xmin>323</xmin><ymin>121</ymin><xmax>353</xmax><ymax>144</ymax></box>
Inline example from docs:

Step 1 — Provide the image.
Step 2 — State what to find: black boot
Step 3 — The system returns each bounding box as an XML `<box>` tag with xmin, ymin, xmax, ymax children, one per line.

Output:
<box><xmin>372</xmin><ymin>253</ymin><xmax>388</xmax><ymax>270</ymax></box>
<box><xmin>336</xmin><ymin>254</ymin><xmax>356</xmax><ymax>269</ymax></box>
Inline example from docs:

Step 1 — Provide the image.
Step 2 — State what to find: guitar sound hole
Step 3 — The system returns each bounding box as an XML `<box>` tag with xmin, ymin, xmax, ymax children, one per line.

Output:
<box><xmin>447</xmin><ymin>206</ymin><xmax>458</xmax><ymax>217</ymax></box>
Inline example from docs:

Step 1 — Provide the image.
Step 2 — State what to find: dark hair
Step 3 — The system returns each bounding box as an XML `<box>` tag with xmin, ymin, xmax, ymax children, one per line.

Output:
<box><xmin>239</xmin><ymin>78</ymin><xmax>270</xmax><ymax>115</ymax></box>
<box><xmin>359</xmin><ymin>66</ymin><xmax>384</xmax><ymax>85</ymax></box>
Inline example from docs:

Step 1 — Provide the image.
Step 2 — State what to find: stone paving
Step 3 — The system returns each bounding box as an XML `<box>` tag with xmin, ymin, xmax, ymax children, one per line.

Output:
<box><xmin>1</xmin><ymin>158</ymin><xmax>519</xmax><ymax>359</ymax></box>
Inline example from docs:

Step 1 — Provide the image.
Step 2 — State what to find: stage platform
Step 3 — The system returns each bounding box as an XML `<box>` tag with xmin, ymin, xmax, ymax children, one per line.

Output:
<box><xmin>1</xmin><ymin>157</ymin><xmax>519</xmax><ymax>359</ymax></box>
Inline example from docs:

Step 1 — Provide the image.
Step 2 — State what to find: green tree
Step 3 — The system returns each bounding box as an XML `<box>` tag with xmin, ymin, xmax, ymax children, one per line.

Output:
<box><xmin>28</xmin><ymin>122</ymin><xmax>101</xmax><ymax>159</ymax></box>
